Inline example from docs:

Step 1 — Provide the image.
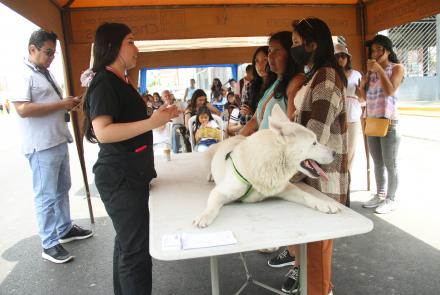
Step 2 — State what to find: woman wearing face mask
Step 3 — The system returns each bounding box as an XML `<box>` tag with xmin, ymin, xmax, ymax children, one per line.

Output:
<box><xmin>84</xmin><ymin>23</ymin><xmax>179</xmax><ymax>295</ymax></box>
<box><xmin>239</xmin><ymin>31</ymin><xmax>304</xmax><ymax>136</ymax></box>
<box><xmin>276</xmin><ymin>17</ymin><xmax>348</xmax><ymax>295</ymax></box>
<box><xmin>358</xmin><ymin>35</ymin><xmax>404</xmax><ymax>214</ymax></box>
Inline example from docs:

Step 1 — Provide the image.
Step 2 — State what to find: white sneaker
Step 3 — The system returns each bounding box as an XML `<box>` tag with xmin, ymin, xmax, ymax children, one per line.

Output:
<box><xmin>375</xmin><ymin>199</ymin><xmax>396</xmax><ymax>214</ymax></box>
<box><xmin>362</xmin><ymin>194</ymin><xmax>385</xmax><ymax>208</ymax></box>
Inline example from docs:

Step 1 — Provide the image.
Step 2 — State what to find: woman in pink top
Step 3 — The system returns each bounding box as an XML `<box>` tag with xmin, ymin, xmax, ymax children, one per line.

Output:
<box><xmin>359</xmin><ymin>35</ymin><xmax>404</xmax><ymax>214</ymax></box>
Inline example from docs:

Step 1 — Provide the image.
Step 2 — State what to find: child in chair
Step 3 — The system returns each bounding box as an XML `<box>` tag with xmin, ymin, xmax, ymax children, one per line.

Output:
<box><xmin>194</xmin><ymin>106</ymin><xmax>221</xmax><ymax>152</ymax></box>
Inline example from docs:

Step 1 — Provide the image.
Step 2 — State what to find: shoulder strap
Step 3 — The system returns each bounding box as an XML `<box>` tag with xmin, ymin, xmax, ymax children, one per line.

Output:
<box><xmin>259</xmin><ymin>92</ymin><xmax>275</xmax><ymax>122</ymax></box>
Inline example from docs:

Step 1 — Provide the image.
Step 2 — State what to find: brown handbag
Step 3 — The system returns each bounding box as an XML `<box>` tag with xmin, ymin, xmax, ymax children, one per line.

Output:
<box><xmin>364</xmin><ymin>117</ymin><xmax>390</xmax><ymax>137</ymax></box>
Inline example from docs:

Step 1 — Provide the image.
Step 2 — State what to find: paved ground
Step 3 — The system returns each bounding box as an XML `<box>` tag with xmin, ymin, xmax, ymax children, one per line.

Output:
<box><xmin>0</xmin><ymin>106</ymin><xmax>439</xmax><ymax>295</ymax></box>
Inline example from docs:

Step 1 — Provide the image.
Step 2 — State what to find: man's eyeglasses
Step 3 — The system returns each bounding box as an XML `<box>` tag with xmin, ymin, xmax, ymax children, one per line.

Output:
<box><xmin>38</xmin><ymin>47</ymin><xmax>57</xmax><ymax>58</ymax></box>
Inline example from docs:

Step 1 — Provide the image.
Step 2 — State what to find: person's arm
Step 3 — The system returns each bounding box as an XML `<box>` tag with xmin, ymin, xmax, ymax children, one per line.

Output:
<box><xmin>239</xmin><ymin>104</ymin><xmax>253</xmax><ymax>116</ymax></box>
<box><xmin>184</xmin><ymin>110</ymin><xmax>192</xmax><ymax>128</ymax></box>
<box><xmin>183</xmin><ymin>88</ymin><xmax>188</xmax><ymax>101</ymax></box>
<box><xmin>206</xmin><ymin>103</ymin><xmax>221</xmax><ymax>115</ymax></box>
<box><xmin>227</xmin><ymin>121</ymin><xmax>243</xmax><ymax>134</ymax></box>
<box><xmin>239</xmin><ymin>114</ymin><xmax>258</xmax><ymax>136</ymax></box>
<box><xmin>13</xmin><ymin>96</ymin><xmax>81</xmax><ymax>118</ymax></box>
<box><xmin>367</xmin><ymin>60</ymin><xmax>404</xmax><ymax>97</ymax></box>
<box><xmin>287</xmin><ymin>74</ymin><xmax>306</xmax><ymax>121</ymax></box>
<box><xmin>357</xmin><ymin>73</ymin><xmax>368</xmax><ymax>102</ymax></box>
<box><xmin>92</xmin><ymin>105</ymin><xmax>179</xmax><ymax>143</ymax></box>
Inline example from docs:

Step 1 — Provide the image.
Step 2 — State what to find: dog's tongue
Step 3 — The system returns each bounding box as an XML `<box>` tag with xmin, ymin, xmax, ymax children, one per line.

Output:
<box><xmin>309</xmin><ymin>160</ymin><xmax>329</xmax><ymax>181</ymax></box>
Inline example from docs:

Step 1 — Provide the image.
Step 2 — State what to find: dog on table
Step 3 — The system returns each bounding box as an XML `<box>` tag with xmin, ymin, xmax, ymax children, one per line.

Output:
<box><xmin>193</xmin><ymin>104</ymin><xmax>341</xmax><ymax>228</ymax></box>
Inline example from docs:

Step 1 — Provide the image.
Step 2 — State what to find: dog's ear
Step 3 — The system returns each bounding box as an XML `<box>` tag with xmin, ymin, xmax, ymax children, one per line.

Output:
<box><xmin>268</xmin><ymin>117</ymin><xmax>283</xmax><ymax>135</ymax></box>
<box><xmin>268</xmin><ymin>104</ymin><xmax>290</xmax><ymax>135</ymax></box>
<box><xmin>270</xmin><ymin>104</ymin><xmax>290</xmax><ymax>123</ymax></box>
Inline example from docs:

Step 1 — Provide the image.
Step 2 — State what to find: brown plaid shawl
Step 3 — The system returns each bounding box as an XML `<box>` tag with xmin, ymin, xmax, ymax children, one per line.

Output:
<box><xmin>295</xmin><ymin>67</ymin><xmax>348</xmax><ymax>204</ymax></box>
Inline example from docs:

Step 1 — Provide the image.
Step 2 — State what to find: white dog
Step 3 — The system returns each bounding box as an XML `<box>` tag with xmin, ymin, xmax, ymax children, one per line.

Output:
<box><xmin>193</xmin><ymin>104</ymin><xmax>341</xmax><ymax>228</ymax></box>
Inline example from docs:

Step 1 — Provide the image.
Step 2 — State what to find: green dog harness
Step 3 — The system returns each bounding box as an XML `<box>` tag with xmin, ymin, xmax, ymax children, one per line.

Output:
<box><xmin>225</xmin><ymin>152</ymin><xmax>253</xmax><ymax>201</ymax></box>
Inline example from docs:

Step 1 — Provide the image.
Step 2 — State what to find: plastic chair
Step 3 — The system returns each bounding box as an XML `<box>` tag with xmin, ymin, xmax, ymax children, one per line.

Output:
<box><xmin>188</xmin><ymin>114</ymin><xmax>224</xmax><ymax>152</ymax></box>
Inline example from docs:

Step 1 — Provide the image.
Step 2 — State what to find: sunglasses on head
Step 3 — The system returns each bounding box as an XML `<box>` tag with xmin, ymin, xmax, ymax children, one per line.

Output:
<box><xmin>297</xmin><ymin>18</ymin><xmax>313</xmax><ymax>30</ymax></box>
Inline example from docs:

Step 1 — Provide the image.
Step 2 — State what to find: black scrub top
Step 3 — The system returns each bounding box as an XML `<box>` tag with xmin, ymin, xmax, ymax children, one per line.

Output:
<box><xmin>86</xmin><ymin>70</ymin><xmax>155</xmax><ymax>189</ymax></box>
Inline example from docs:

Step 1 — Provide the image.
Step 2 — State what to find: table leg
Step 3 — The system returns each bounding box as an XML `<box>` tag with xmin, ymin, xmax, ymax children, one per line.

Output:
<box><xmin>300</xmin><ymin>243</ymin><xmax>307</xmax><ymax>295</ymax></box>
<box><xmin>210</xmin><ymin>256</ymin><xmax>220</xmax><ymax>295</ymax></box>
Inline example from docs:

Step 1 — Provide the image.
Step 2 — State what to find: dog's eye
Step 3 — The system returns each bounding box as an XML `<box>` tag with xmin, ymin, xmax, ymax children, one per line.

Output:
<box><xmin>313</xmin><ymin>142</ymin><xmax>317</xmax><ymax>146</ymax></box>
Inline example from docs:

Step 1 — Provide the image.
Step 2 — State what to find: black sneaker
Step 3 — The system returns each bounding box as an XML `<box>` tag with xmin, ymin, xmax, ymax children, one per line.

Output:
<box><xmin>281</xmin><ymin>266</ymin><xmax>300</xmax><ymax>294</ymax></box>
<box><xmin>42</xmin><ymin>244</ymin><xmax>74</xmax><ymax>264</ymax></box>
<box><xmin>268</xmin><ymin>248</ymin><xmax>295</xmax><ymax>268</ymax></box>
<box><xmin>59</xmin><ymin>224</ymin><xmax>93</xmax><ymax>244</ymax></box>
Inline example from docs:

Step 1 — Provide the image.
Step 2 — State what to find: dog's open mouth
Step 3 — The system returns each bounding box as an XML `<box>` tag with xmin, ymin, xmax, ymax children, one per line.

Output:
<box><xmin>301</xmin><ymin>160</ymin><xmax>329</xmax><ymax>181</ymax></box>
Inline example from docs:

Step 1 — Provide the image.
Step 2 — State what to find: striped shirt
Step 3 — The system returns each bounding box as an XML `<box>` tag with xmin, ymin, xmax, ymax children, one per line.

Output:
<box><xmin>366</xmin><ymin>63</ymin><xmax>398</xmax><ymax>120</ymax></box>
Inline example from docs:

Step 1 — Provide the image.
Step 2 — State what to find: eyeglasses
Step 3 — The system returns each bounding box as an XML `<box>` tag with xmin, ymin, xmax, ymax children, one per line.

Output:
<box><xmin>38</xmin><ymin>47</ymin><xmax>57</xmax><ymax>58</ymax></box>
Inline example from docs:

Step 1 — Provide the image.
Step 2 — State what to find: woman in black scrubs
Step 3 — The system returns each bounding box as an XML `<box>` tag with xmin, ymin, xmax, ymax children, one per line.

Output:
<box><xmin>84</xmin><ymin>23</ymin><xmax>179</xmax><ymax>295</ymax></box>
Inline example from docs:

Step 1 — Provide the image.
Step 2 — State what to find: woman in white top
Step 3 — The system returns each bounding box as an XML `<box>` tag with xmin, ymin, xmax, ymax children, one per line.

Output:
<box><xmin>334</xmin><ymin>44</ymin><xmax>363</xmax><ymax>171</ymax></box>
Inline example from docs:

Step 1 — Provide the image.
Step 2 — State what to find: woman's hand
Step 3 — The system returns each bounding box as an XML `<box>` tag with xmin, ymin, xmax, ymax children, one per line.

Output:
<box><xmin>150</xmin><ymin>105</ymin><xmax>180</xmax><ymax>127</ymax></box>
<box><xmin>366</xmin><ymin>59</ymin><xmax>381</xmax><ymax>73</ymax></box>
<box><xmin>240</xmin><ymin>104</ymin><xmax>252</xmax><ymax>116</ymax></box>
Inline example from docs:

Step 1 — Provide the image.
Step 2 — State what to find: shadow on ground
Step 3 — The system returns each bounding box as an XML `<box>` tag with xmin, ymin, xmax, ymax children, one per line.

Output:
<box><xmin>1</xmin><ymin>203</ymin><xmax>440</xmax><ymax>295</ymax></box>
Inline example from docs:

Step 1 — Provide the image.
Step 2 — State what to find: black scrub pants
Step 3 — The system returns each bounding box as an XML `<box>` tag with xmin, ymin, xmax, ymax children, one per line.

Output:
<box><xmin>96</xmin><ymin>167</ymin><xmax>152</xmax><ymax>295</ymax></box>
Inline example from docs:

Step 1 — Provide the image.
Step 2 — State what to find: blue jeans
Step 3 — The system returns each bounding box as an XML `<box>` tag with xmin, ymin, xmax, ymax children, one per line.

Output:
<box><xmin>26</xmin><ymin>143</ymin><xmax>72</xmax><ymax>249</ymax></box>
<box><xmin>367</xmin><ymin>121</ymin><xmax>400</xmax><ymax>200</ymax></box>
<box><xmin>171</xmin><ymin>124</ymin><xmax>183</xmax><ymax>153</ymax></box>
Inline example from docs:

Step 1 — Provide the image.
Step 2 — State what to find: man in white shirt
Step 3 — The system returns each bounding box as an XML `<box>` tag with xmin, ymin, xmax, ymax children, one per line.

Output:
<box><xmin>11</xmin><ymin>29</ymin><xmax>93</xmax><ymax>264</ymax></box>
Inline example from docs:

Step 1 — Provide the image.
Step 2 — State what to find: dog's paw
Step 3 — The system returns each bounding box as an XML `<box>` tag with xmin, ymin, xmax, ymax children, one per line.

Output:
<box><xmin>193</xmin><ymin>212</ymin><xmax>215</xmax><ymax>228</ymax></box>
<box><xmin>307</xmin><ymin>198</ymin><xmax>341</xmax><ymax>214</ymax></box>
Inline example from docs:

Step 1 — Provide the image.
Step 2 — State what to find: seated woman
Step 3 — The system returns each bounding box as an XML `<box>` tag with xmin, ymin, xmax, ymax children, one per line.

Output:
<box><xmin>184</xmin><ymin>89</ymin><xmax>220</xmax><ymax>129</ymax></box>
<box><xmin>194</xmin><ymin>106</ymin><xmax>221</xmax><ymax>152</ymax></box>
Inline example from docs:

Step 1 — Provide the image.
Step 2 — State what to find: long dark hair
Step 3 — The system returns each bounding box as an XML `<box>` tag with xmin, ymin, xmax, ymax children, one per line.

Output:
<box><xmin>187</xmin><ymin>89</ymin><xmax>207</xmax><ymax>115</ymax></box>
<box><xmin>268</xmin><ymin>31</ymin><xmax>303</xmax><ymax>101</ymax></box>
<box><xmin>248</xmin><ymin>46</ymin><xmax>277</xmax><ymax>112</ymax></box>
<box><xmin>210</xmin><ymin>78</ymin><xmax>222</xmax><ymax>97</ymax></box>
<box><xmin>292</xmin><ymin>18</ymin><xmax>347</xmax><ymax>86</ymax></box>
<box><xmin>84</xmin><ymin>23</ymin><xmax>132</xmax><ymax>143</ymax></box>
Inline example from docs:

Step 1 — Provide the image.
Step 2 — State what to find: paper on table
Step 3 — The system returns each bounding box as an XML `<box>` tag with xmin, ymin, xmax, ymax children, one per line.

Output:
<box><xmin>181</xmin><ymin>231</ymin><xmax>237</xmax><ymax>250</ymax></box>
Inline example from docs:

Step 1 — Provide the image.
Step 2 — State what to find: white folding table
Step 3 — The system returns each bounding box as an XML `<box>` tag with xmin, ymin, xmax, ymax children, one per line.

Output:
<box><xmin>149</xmin><ymin>153</ymin><xmax>373</xmax><ymax>295</ymax></box>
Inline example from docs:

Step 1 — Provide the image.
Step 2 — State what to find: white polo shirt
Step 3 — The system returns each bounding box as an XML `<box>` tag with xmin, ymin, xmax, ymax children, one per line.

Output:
<box><xmin>11</xmin><ymin>59</ymin><xmax>72</xmax><ymax>154</ymax></box>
